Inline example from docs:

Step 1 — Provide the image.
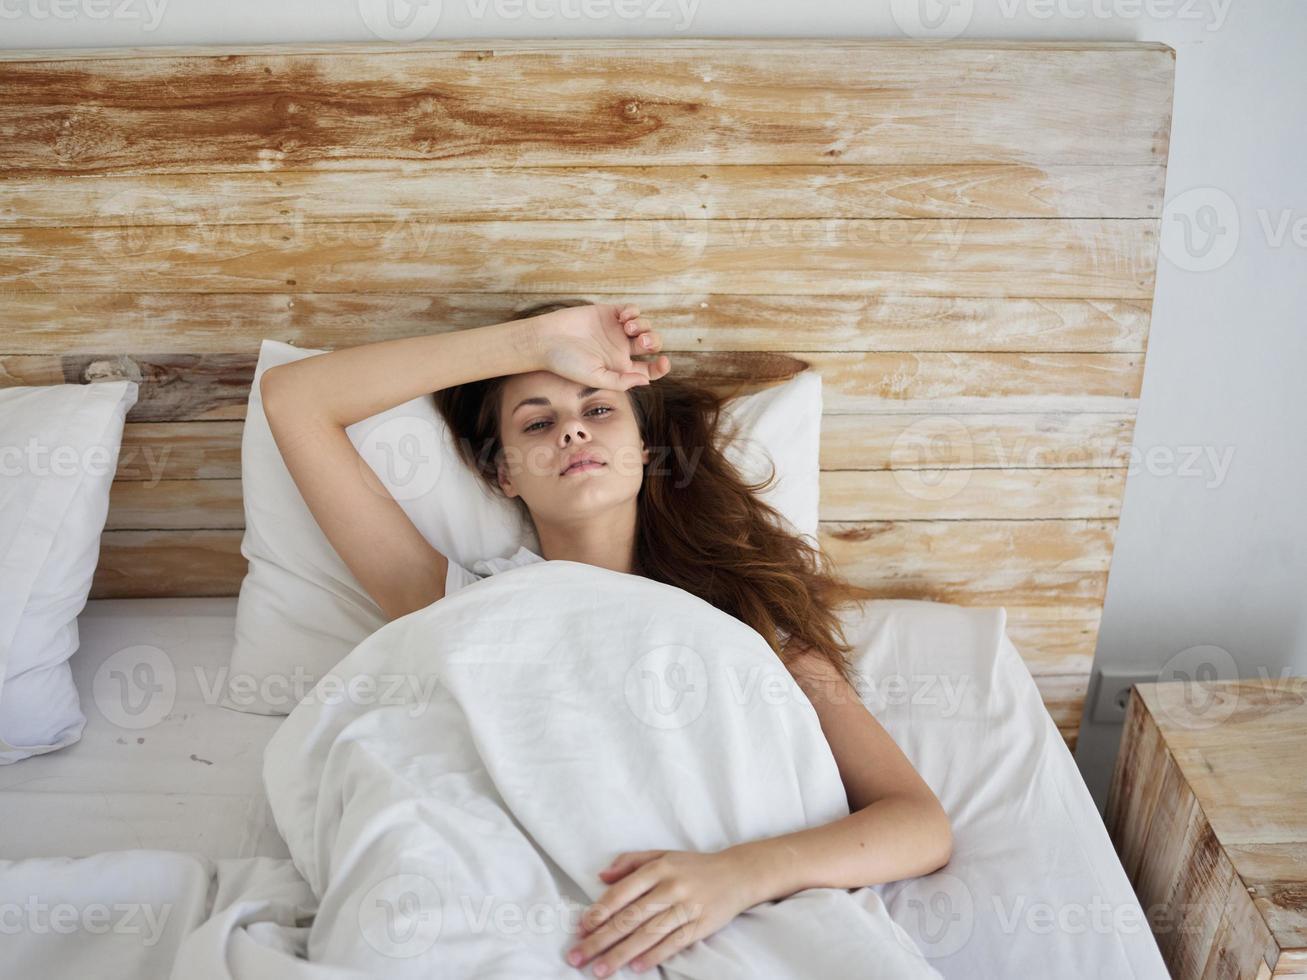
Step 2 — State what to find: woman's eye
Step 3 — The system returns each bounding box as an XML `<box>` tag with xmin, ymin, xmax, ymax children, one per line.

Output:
<box><xmin>524</xmin><ymin>406</ymin><xmax>612</xmax><ymax>433</ymax></box>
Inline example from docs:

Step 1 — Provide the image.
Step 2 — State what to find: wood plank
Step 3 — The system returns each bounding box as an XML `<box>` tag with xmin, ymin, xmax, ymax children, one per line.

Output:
<box><xmin>90</xmin><ymin>529</ymin><xmax>247</xmax><ymax>598</ymax></box>
<box><xmin>821</xmin><ymin>412</ymin><xmax>1135</xmax><ymax>469</ymax></box>
<box><xmin>106</xmin><ymin>479</ymin><xmax>243</xmax><ymax>530</ymax></box>
<box><xmin>101</xmin><ymin>472</ymin><xmax>1119</xmax><ymax>569</ymax></box>
<box><xmin>823</xmin><ymin>517</ymin><xmax>1114</xmax><ymax>578</ymax></box>
<box><xmin>0</xmin><ymin>293</ymin><xmax>1153</xmax><ymax>355</ymax></box>
<box><xmin>1003</xmin><ymin>610</ymin><xmax>1102</xmax><ymax>675</ymax></box>
<box><xmin>806</xmin><ymin>352</ymin><xmax>1143</xmax><ymax>412</ymax></box>
<box><xmin>118</xmin><ymin>421</ymin><xmax>243</xmax><ymax>481</ymax></box>
<box><xmin>0</xmin><ymin>165</ymin><xmax>1167</xmax><ymax>227</ymax></box>
<box><xmin>0</xmin><ymin>219</ymin><xmax>1159</xmax><ymax>299</ymax></box>
<box><xmin>0</xmin><ymin>351</ymin><xmax>1144</xmax><ymax>421</ymax></box>
<box><xmin>835</xmin><ymin>570</ymin><xmax>1107</xmax><ymax>609</ymax></box>
<box><xmin>0</xmin><ymin>354</ymin><xmax>256</xmax><ymax>421</ymax></box>
<box><xmin>823</xmin><ymin>468</ymin><xmax>1125</xmax><ymax>520</ymax></box>
<box><xmin>0</xmin><ymin>42</ymin><xmax>1175</xmax><ymax>175</ymax></box>
<box><xmin>824</xmin><ymin>518</ymin><xmax>1114</xmax><ymax>618</ymax></box>
<box><xmin>106</xmin><ymin>414</ymin><xmax>1138</xmax><ymax>484</ymax></box>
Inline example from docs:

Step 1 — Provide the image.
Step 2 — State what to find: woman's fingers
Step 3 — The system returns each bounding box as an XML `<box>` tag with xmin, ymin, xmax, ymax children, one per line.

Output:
<box><xmin>625</xmin><ymin>355</ymin><xmax>669</xmax><ymax>387</ymax></box>
<box><xmin>628</xmin><ymin>329</ymin><xmax>661</xmax><ymax>356</ymax></box>
<box><xmin>613</xmin><ymin>310</ymin><xmax>670</xmax><ymax>382</ymax></box>
<box><xmin>636</xmin><ymin>355</ymin><xmax>669</xmax><ymax>383</ymax></box>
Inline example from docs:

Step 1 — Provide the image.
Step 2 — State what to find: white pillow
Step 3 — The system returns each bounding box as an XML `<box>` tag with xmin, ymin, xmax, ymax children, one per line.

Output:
<box><xmin>225</xmin><ymin>339</ymin><xmax>821</xmax><ymax>715</ymax></box>
<box><xmin>0</xmin><ymin>380</ymin><xmax>138</xmax><ymax>764</ymax></box>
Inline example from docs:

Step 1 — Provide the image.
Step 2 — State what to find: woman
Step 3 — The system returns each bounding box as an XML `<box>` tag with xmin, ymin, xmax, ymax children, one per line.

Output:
<box><xmin>260</xmin><ymin>301</ymin><xmax>953</xmax><ymax>978</ymax></box>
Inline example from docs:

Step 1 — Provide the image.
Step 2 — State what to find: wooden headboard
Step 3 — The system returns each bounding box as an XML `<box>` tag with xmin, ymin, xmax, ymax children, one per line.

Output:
<box><xmin>0</xmin><ymin>38</ymin><xmax>1174</xmax><ymax>749</ymax></box>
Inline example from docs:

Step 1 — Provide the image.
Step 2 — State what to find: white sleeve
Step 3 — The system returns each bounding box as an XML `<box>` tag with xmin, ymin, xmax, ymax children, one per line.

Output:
<box><xmin>443</xmin><ymin>556</ymin><xmax>484</xmax><ymax>596</ymax></box>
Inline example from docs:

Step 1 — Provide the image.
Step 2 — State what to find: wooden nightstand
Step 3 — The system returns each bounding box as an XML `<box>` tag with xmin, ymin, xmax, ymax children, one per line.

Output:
<box><xmin>1106</xmin><ymin>678</ymin><xmax>1307</xmax><ymax>979</ymax></box>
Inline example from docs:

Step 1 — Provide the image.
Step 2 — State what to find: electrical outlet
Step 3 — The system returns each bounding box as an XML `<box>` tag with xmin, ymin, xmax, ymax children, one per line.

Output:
<box><xmin>1089</xmin><ymin>670</ymin><xmax>1157</xmax><ymax>724</ymax></box>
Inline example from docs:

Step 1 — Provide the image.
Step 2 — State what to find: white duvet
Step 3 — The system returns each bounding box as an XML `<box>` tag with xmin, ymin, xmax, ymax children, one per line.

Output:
<box><xmin>0</xmin><ymin>558</ymin><xmax>1173</xmax><ymax>979</ymax></box>
<box><xmin>249</xmin><ymin>558</ymin><xmax>941</xmax><ymax>978</ymax></box>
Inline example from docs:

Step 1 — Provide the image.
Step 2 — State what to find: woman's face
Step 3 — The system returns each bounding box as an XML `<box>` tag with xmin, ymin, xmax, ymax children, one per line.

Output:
<box><xmin>496</xmin><ymin>371</ymin><xmax>649</xmax><ymax>523</ymax></box>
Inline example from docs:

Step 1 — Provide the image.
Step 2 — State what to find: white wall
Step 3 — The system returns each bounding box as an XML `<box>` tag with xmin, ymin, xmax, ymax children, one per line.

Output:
<box><xmin>4</xmin><ymin>0</ymin><xmax>1303</xmax><ymax>813</ymax></box>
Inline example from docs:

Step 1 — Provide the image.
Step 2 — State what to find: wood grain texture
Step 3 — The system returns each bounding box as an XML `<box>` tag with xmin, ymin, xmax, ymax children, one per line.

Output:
<box><xmin>0</xmin><ymin>293</ymin><xmax>1152</xmax><ymax>354</ymax></box>
<box><xmin>0</xmin><ymin>165</ymin><xmax>1167</xmax><ymax>226</ymax></box>
<box><xmin>0</xmin><ymin>350</ymin><xmax>1143</xmax><ymax>421</ymax></box>
<box><xmin>0</xmin><ymin>218</ymin><xmax>1158</xmax><ymax>298</ymax></box>
<box><xmin>5</xmin><ymin>38</ymin><xmax>1175</xmax><ymax>749</ymax></box>
<box><xmin>109</xmin><ymin>415</ymin><xmax>1135</xmax><ymax>482</ymax></box>
<box><xmin>0</xmin><ymin>41</ymin><xmax>1175</xmax><ymax>174</ymax></box>
<box><xmin>117</xmin><ymin>421</ymin><xmax>244</xmax><ymax>481</ymax></box>
<box><xmin>1106</xmin><ymin>680</ymin><xmax>1307</xmax><ymax>978</ymax></box>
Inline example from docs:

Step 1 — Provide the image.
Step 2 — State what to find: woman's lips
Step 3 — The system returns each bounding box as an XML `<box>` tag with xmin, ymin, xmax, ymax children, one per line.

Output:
<box><xmin>562</xmin><ymin>460</ymin><xmax>605</xmax><ymax>476</ymax></box>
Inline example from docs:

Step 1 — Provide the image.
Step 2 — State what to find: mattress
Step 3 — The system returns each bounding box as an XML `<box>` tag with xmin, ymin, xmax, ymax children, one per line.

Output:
<box><xmin>0</xmin><ymin>597</ymin><xmax>286</xmax><ymax>860</ymax></box>
<box><xmin>0</xmin><ymin>594</ymin><xmax>1169</xmax><ymax>978</ymax></box>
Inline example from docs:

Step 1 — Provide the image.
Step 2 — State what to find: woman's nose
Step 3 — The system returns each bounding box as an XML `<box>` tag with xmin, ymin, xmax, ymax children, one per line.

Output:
<box><xmin>560</xmin><ymin>420</ymin><xmax>589</xmax><ymax>443</ymax></box>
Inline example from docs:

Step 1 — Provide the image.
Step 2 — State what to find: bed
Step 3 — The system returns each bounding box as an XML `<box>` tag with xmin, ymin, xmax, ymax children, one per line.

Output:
<box><xmin>0</xmin><ymin>37</ymin><xmax>1174</xmax><ymax>978</ymax></box>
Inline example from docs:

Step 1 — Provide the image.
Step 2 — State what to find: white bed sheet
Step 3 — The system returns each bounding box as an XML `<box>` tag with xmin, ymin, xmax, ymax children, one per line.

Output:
<box><xmin>0</xmin><ymin>594</ymin><xmax>1168</xmax><ymax>978</ymax></box>
<box><xmin>0</xmin><ymin>597</ymin><xmax>286</xmax><ymax>860</ymax></box>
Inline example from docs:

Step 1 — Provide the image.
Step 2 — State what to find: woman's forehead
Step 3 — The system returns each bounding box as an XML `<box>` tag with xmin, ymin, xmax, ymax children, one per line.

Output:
<box><xmin>503</xmin><ymin>372</ymin><xmax>614</xmax><ymax>404</ymax></box>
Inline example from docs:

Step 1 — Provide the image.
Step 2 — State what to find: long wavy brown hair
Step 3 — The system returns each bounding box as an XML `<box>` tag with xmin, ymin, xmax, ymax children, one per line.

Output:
<box><xmin>432</xmin><ymin>299</ymin><xmax>870</xmax><ymax>688</ymax></box>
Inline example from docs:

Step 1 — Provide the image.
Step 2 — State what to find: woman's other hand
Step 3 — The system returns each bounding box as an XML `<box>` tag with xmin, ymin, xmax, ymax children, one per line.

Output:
<box><xmin>529</xmin><ymin>303</ymin><xmax>672</xmax><ymax>392</ymax></box>
<box><xmin>565</xmin><ymin>847</ymin><xmax>764</xmax><ymax>976</ymax></box>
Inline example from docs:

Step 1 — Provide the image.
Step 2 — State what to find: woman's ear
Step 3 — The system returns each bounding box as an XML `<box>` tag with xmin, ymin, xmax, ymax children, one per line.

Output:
<box><xmin>496</xmin><ymin>458</ymin><xmax>517</xmax><ymax>498</ymax></box>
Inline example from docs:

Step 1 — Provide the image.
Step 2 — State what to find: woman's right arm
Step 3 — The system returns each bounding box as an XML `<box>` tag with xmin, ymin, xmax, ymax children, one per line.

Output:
<box><xmin>258</xmin><ymin>317</ymin><xmax>544</xmax><ymax>622</ymax></box>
